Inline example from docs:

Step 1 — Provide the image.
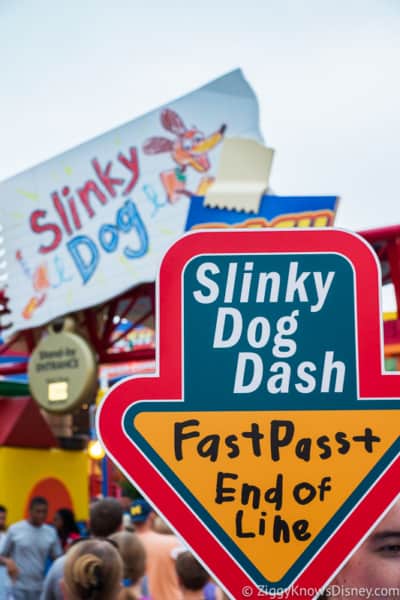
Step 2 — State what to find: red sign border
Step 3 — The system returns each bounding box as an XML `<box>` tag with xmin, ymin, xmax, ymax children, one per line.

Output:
<box><xmin>98</xmin><ymin>228</ymin><xmax>400</xmax><ymax>599</ymax></box>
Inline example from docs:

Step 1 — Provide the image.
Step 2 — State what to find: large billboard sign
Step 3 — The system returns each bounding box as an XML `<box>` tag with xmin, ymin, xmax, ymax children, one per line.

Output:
<box><xmin>98</xmin><ymin>228</ymin><xmax>400</xmax><ymax>599</ymax></box>
<box><xmin>0</xmin><ymin>70</ymin><xmax>263</xmax><ymax>335</ymax></box>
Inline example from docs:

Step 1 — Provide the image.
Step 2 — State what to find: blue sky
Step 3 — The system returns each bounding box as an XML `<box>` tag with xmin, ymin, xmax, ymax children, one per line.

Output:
<box><xmin>1</xmin><ymin>0</ymin><xmax>399</xmax><ymax>307</ymax></box>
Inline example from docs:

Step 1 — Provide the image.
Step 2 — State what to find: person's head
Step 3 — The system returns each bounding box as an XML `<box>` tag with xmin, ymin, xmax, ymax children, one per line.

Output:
<box><xmin>89</xmin><ymin>498</ymin><xmax>123</xmax><ymax>537</ymax></box>
<box><xmin>29</xmin><ymin>496</ymin><xmax>48</xmax><ymax>526</ymax></box>
<box><xmin>129</xmin><ymin>498</ymin><xmax>154</xmax><ymax>531</ymax></box>
<box><xmin>153</xmin><ymin>515</ymin><xmax>174</xmax><ymax>534</ymax></box>
<box><xmin>326</xmin><ymin>500</ymin><xmax>400</xmax><ymax>599</ymax></box>
<box><xmin>54</xmin><ymin>507</ymin><xmax>80</xmax><ymax>535</ymax></box>
<box><xmin>118</xmin><ymin>494</ymin><xmax>132</xmax><ymax>512</ymax></box>
<box><xmin>109</xmin><ymin>531</ymin><xmax>146</xmax><ymax>584</ymax></box>
<box><xmin>63</xmin><ymin>538</ymin><xmax>122</xmax><ymax>600</ymax></box>
<box><xmin>0</xmin><ymin>505</ymin><xmax>7</xmax><ymax>532</ymax></box>
<box><xmin>175</xmin><ymin>551</ymin><xmax>210</xmax><ymax>592</ymax></box>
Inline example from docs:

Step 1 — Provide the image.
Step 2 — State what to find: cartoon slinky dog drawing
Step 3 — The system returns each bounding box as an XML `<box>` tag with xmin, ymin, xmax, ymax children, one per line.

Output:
<box><xmin>143</xmin><ymin>109</ymin><xmax>226</xmax><ymax>203</ymax></box>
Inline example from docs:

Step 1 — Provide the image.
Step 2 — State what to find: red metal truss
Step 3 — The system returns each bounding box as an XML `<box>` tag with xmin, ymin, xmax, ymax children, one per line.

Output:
<box><xmin>359</xmin><ymin>224</ymin><xmax>400</xmax><ymax>311</ymax></box>
<box><xmin>0</xmin><ymin>282</ymin><xmax>155</xmax><ymax>375</ymax></box>
<box><xmin>2</xmin><ymin>224</ymin><xmax>400</xmax><ymax>376</ymax></box>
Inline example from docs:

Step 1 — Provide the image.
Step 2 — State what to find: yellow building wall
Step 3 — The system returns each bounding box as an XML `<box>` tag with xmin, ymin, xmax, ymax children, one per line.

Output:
<box><xmin>0</xmin><ymin>447</ymin><xmax>89</xmax><ymax>525</ymax></box>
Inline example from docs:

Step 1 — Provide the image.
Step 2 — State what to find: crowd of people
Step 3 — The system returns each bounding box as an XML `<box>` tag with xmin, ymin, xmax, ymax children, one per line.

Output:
<box><xmin>0</xmin><ymin>494</ymin><xmax>399</xmax><ymax>599</ymax></box>
<box><xmin>0</xmin><ymin>495</ymin><xmax>227</xmax><ymax>600</ymax></box>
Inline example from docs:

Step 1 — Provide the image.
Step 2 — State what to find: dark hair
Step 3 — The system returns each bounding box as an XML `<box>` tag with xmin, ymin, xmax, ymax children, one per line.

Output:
<box><xmin>55</xmin><ymin>508</ymin><xmax>80</xmax><ymax>544</ymax></box>
<box><xmin>29</xmin><ymin>496</ymin><xmax>48</xmax><ymax>510</ymax></box>
<box><xmin>89</xmin><ymin>498</ymin><xmax>123</xmax><ymax>537</ymax></box>
<box><xmin>0</xmin><ymin>505</ymin><xmax>6</xmax><ymax>513</ymax></box>
<box><xmin>176</xmin><ymin>551</ymin><xmax>210</xmax><ymax>591</ymax></box>
<box><xmin>64</xmin><ymin>539</ymin><xmax>122</xmax><ymax>600</ymax></box>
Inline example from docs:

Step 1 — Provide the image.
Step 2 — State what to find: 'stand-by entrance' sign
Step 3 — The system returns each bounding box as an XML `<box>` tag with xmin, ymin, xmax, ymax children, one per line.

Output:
<box><xmin>98</xmin><ymin>229</ymin><xmax>400</xmax><ymax>599</ymax></box>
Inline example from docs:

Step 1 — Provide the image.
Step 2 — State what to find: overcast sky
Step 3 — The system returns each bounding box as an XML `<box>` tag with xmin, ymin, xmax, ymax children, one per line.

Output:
<box><xmin>1</xmin><ymin>0</ymin><xmax>399</xmax><ymax>309</ymax></box>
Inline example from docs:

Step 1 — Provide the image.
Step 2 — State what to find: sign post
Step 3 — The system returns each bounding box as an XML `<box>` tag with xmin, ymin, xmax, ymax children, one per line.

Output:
<box><xmin>98</xmin><ymin>229</ymin><xmax>400</xmax><ymax>599</ymax></box>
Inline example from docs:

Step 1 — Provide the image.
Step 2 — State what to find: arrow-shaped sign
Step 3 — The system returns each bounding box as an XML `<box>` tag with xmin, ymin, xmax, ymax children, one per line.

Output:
<box><xmin>98</xmin><ymin>229</ymin><xmax>400</xmax><ymax>599</ymax></box>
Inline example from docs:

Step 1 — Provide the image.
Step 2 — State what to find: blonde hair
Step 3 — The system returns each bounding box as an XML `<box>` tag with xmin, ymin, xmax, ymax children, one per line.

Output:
<box><xmin>109</xmin><ymin>531</ymin><xmax>146</xmax><ymax>583</ymax></box>
<box><xmin>64</xmin><ymin>539</ymin><xmax>122</xmax><ymax>599</ymax></box>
